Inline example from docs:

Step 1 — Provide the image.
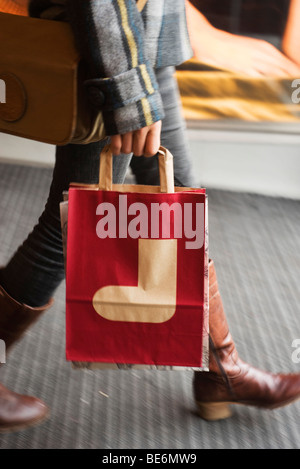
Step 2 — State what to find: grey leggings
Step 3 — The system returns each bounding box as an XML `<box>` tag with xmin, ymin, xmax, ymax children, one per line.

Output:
<box><xmin>0</xmin><ymin>66</ymin><xmax>196</xmax><ymax>306</ymax></box>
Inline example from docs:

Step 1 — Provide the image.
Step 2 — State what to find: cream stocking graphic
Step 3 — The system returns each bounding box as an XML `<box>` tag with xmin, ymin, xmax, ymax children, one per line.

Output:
<box><xmin>92</xmin><ymin>239</ymin><xmax>177</xmax><ymax>323</ymax></box>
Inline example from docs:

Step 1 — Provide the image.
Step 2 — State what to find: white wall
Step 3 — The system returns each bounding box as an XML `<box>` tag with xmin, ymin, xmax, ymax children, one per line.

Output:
<box><xmin>0</xmin><ymin>133</ymin><xmax>55</xmax><ymax>167</ymax></box>
<box><xmin>1</xmin><ymin>124</ymin><xmax>300</xmax><ymax>199</ymax></box>
<box><xmin>187</xmin><ymin>126</ymin><xmax>300</xmax><ymax>200</ymax></box>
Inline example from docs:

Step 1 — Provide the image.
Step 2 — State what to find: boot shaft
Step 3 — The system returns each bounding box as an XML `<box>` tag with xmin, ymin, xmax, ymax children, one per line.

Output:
<box><xmin>208</xmin><ymin>261</ymin><xmax>239</xmax><ymax>375</ymax></box>
<box><xmin>0</xmin><ymin>282</ymin><xmax>53</xmax><ymax>352</ymax></box>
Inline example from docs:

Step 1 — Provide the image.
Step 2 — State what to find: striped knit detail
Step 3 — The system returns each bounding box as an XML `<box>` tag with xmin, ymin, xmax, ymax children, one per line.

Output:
<box><xmin>115</xmin><ymin>0</ymin><xmax>155</xmax><ymax>127</ymax></box>
<box><xmin>141</xmin><ymin>98</ymin><xmax>153</xmax><ymax>126</ymax></box>
<box><xmin>29</xmin><ymin>0</ymin><xmax>192</xmax><ymax>70</ymax></box>
<box><xmin>117</xmin><ymin>0</ymin><xmax>139</xmax><ymax>68</ymax></box>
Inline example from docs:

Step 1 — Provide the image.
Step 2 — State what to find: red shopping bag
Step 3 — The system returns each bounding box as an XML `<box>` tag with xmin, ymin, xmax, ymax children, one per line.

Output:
<box><xmin>65</xmin><ymin>145</ymin><xmax>209</xmax><ymax>370</ymax></box>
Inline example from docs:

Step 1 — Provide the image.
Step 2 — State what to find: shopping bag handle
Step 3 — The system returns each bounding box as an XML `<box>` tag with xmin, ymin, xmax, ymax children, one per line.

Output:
<box><xmin>99</xmin><ymin>145</ymin><xmax>175</xmax><ymax>194</ymax></box>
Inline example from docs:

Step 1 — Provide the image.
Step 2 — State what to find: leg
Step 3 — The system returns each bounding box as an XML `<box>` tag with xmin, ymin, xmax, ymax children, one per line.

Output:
<box><xmin>0</xmin><ymin>139</ymin><xmax>131</xmax><ymax>430</ymax></box>
<box><xmin>130</xmin><ymin>67</ymin><xmax>300</xmax><ymax>421</ymax></box>
<box><xmin>0</xmin><ymin>139</ymin><xmax>131</xmax><ymax>350</ymax></box>
<box><xmin>0</xmin><ymin>139</ymin><xmax>131</xmax><ymax>308</ymax></box>
<box><xmin>193</xmin><ymin>261</ymin><xmax>300</xmax><ymax>420</ymax></box>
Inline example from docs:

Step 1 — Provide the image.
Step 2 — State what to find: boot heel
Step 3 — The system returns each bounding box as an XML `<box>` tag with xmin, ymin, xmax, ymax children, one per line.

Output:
<box><xmin>196</xmin><ymin>401</ymin><xmax>232</xmax><ymax>421</ymax></box>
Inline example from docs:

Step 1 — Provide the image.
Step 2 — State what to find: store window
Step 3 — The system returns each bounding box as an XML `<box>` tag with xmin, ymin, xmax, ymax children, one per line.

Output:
<box><xmin>190</xmin><ymin>0</ymin><xmax>290</xmax><ymax>40</ymax></box>
<box><xmin>177</xmin><ymin>0</ymin><xmax>300</xmax><ymax>130</ymax></box>
<box><xmin>0</xmin><ymin>0</ymin><xmax>28</xmax><ymax>16</ymax></box>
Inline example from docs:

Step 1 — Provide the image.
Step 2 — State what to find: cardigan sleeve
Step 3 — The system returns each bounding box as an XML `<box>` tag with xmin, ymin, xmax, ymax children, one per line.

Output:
<box><xmin>65</xmin><ymin>0</ymin><xmax>164</xmax><ymax>136</ymax></box>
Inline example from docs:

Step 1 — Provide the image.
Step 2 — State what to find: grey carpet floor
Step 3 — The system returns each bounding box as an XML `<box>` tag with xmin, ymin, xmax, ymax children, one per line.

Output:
<box><xmin>0</xmin><ymin>162</ymin><xmax>300</xmax><ymax>449</ymax></box>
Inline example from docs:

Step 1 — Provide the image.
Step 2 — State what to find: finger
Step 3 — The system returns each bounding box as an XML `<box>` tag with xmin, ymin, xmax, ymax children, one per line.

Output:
<box><xmin>110</xmin><ymin>134</ymin><xmax>122</xmax><ymax>155</ymax></box>
<box><xmin>144</xmin><ymin>122</ymin><xmax>162</xmax><ymax>157</ymax></box>
<box><xmin>121</xmin><ymin>132</ymin><xmax>133</xmax><ymax>155</ymax></box>
<box><xmin>132</xmin><ymin>128</ymin><xmax>147</xmax><ymax>156</ymax></box>
<box><xmin>277</xmin><ymin>56</ymin><xmax>300</xmax><ymax>76</ymax></box>
<box><xmin>254</xmin><ymin>44</ymin><xmax>300</xmax><ymax>76</ymax></box>
<box><xmin>255</xmin><ymin>61</ymin><xmax>300</xmax><ymax>77</ymax></box>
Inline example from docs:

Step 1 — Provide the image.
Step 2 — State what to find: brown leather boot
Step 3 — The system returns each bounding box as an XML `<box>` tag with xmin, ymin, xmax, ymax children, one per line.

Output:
<box><xmin>193</xmin><ymin>260</ymin><xmax>300</xmax><ymax>421</ymax></box>
<box><xmin>0</xmin><ymin>282</ymin><xmax>53</xmax><ymax>352</ymax></box>
<box><xmin>0</xmin><ymin>278</ymin><xmax>52</xmax><ymax>432</ymax></box>
<box><xmin>0</xmin><ymin>381</ymin><xmax>49</xmax><ymax>433</ymax></box>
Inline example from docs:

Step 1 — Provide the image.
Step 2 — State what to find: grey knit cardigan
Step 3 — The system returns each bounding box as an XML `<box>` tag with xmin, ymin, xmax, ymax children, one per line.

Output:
<box><xmin>28</xmin><ymin>0</ymin><xmax>192</xmax><ymax>136</ymax></box>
